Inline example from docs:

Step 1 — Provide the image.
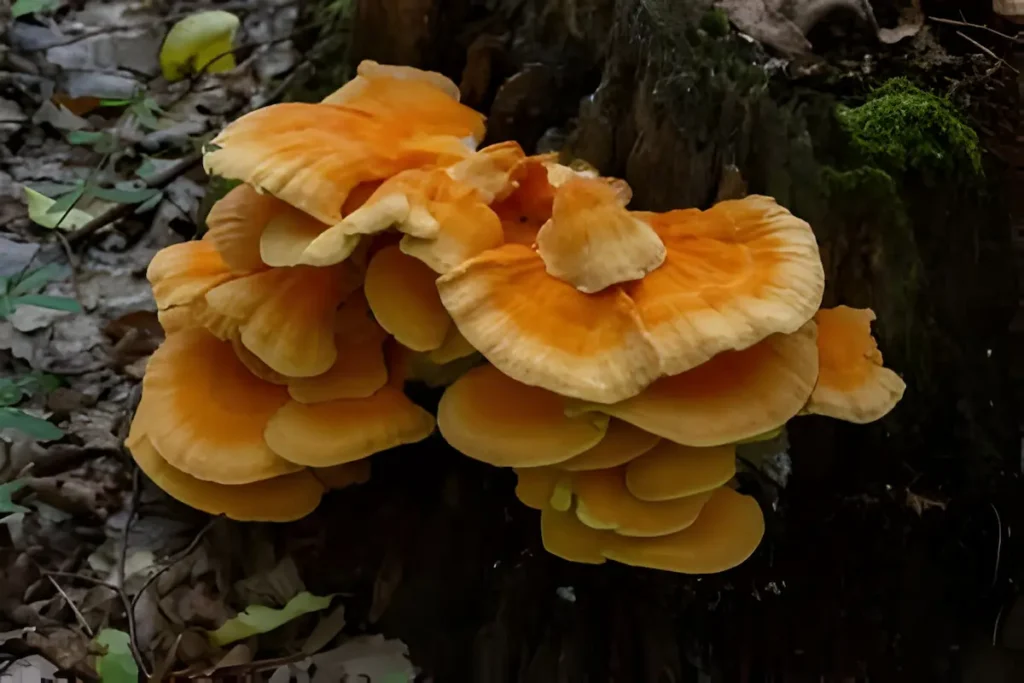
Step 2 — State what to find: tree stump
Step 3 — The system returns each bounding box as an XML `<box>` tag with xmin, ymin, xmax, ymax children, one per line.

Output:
<box><xmin>284</xmin><ymin>1</ymin><xmax>1024</xmax><ymax>680</ymax></box>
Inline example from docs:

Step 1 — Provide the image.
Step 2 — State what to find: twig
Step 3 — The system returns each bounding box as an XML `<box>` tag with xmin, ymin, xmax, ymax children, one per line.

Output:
<box><xmin>43</xmin><ymin>571</ymin><xmax>151</xmax><ymax>679</ymax></box>
<box><xmin>929</xmin><ymin>16</ymin><xmax>1022</xmax><ymax>43</ymax></box>
<box><xmin>956</xmin><ymin>30</ymin><xmax>1020</xmax><ymax>74</ymax></box>
<box><xmin>117</xmin><ymin>467</ymin><xmax>142</xmax><ymax>591</ymax></box>
<box><xmin>46</xmin><ymin>575</ymin><xmax>95</xmax><ymax>638</ymax></box>
<box><xmin>129</xmin><ymin>516</ymin><xmax>218</xmax><ymax>614</ymax></box>
<box><xmin>65</xmin><ymin>151</ymin><xmax>202</xmax><ymax>247</ymax></box>
<box><xmin>990</xmin><ymin>502</ymin><xmax>1002</xmax><ymax>588</ymax></box>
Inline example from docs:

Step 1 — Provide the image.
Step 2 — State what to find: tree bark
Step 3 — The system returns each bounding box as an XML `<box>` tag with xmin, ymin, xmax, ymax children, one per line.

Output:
<box><xmin>289</xmin><ymin>1</ymin><xmax>1024</xmax><ymax>680</ymax></box>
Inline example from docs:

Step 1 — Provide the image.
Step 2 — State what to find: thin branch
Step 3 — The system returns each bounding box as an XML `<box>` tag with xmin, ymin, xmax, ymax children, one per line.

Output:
<box><xmin>43</xmin><ymin>571</ymin><xmax>151</xmax><ymax>679</ymax></box>
<box><xmin>65</xmin><ymin>151</ymin><xmax>202</xmax><ymax>247</ymax></box>
<box><xmin>46</xmin><ymin>575</ymin><xmax>95</xmax><ymax>638</ymax></box>
<box><xmin>929</xmin><ymin>16</ymin><xmax>1022</xmax><ymax>43</ymax></box>
<box><xmin>130</xmin><ymin>517</ymin><xmax>219</xmax><ymax>613</ymax></box>
<box><xmin>117</xmin><ymin>467</ymin><xmax>142</xmax><ymax>591</ymax></box>
<box><xmin>955</xmin><ymin>30</ymin><xmax>1020</xmax><ymax>74</ymax></box>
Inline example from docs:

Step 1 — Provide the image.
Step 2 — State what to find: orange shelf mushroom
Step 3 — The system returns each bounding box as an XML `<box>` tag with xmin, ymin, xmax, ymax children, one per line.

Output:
<box><xmin>437</xmin><ymin>178</ymin><xmax>825</xmax><ymax>404</ymax></box>
<box><xmin>128</xmin><ymin>59</ymin><xmax>907</xmax><ymax>577</ymax></box>
<box><xmin>804</xmin><ymin>306</ymin><xmax>907</xmax><ymax>423</ymax></box>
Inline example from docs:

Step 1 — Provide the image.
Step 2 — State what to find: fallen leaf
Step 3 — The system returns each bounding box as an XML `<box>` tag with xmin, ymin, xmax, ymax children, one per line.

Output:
<box><xmin>0</xmin><ymin>238</ymin><xmax>39</xmax><ymax>278</ymax></box>
<box><xmin>309</xmin><ymin>635</ymin><xmax>416</xmax><ymax>683</ymax></box>
<box><xmin>0</xmin><ymin>479</ymin><xmax>31</xmax><ymax>515</ymax></box>
<box><xmin>23</xmin><ymin>187</ymin><xmax>94</xmax><ymax>231</ymax></box>
<box><xmin>302</xmin><ymin>603</ymin><xmax>346</xmax><ymax>655</ymax></box>
<box><xmin>94</xmin><ymin>629</ymin><xmax>139</xmax><ymax>683</ymax></box>
<box><xmin>160</xmin><ymin>11</ymin><xmax>241</xmax><ymax>82</ymax></box>
<box><xmin>208</xmin><ymin>592</ymin><xmax>334</xmax><ymax>648</ymax></box>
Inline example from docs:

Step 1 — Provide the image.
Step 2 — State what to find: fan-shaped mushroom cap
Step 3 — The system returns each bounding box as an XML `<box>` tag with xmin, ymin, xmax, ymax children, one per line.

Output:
<box><xmin>203</xmin><ymin>89</ymin><xmax>482</xmax><ymax>227</ymax></box>
<box><xmin>514</xmin><ymin>467</ymin><xmax>573</xmax><ymax>511</ymax></box>
<box><xmin>263</xmin><ymin>387</ymin><xmax>435</xmax><ymax>467</ymax></box>
<box><xmin>602</xmin><ymin>487</ymin><xmax>765</xmax><ymax>574</ymax></box>
<box><xmin>627</xmin><ymin>196</ymin><xmax>824</xmax><ymax>376</ymax></box>
<box><xmin>285</xmin><ymin>296</ymin><xmax>390</xmax><ymax>403</ymax></box>
<box><xmin>428</xmin><ymin>326</ymin><xmax>477</xmax><ymax>365</ymax></box>
<box><xmin>489</xmin><ymin>155</ymin><xmax>632</xmax><ymax>247</ymax></box>
<box><xmin>805</xmin><ymin>306</ymin><xmax>906</xmax><ymax>423</ymax></box>
<box><xmin>312</xmin><ymin>460</ymin><xmax>373</xmax><ymax>490</ymax></box>
<box><xmin>536</xmin><ymin>177</ymin><xmax>666</xmax><ymax>293</ymax></box>
<box><xmin>585</xmin><ymin>321</ymin><xmax>818</xmax><ymax>446</ymax></box>
<box><xmin>624</xmin><ymin>442</ymin><xmax>737</xmax><ymax>502</ymax></box>
<box><xmin>321</xmin><ymin>60</ymin><xmax>467</xmax><ymax>125</ymax></box>
<box><xmin>444</xmin><ymin>141</ymin><xmax>527</xmax><ymax>202</ymax></box>
<box><xmin>204</xmin><ymin>183</ymin><xmax>276</xmax><ymax>272</ymax></box>
<box><xmin>556</xmin><ymin>420</ymin><xmax>661</xmax><ymax>472</ymax></box>
<box><xmin>363</xmin><ymin>245</ymin><xmax>452</xmax><ymax>352</ymax></box>
<box><xmin>301</xmin><ymin>168</ymin><xmax>504</xmax><ymax>273</ymax></box>
<box><xmin>437</xmin><ymin>364</ymin><xmax>609</xmax><ymax>467</ymax></box>
<box><xmin>437</xmin><ymin>243</ymin><xmax>662</xmax><ymax>403</ymax></box>
<box><xmin>574</xmin><ymin>467</ymin><xmax>713</xmax><ymax>537</ymax></box>
<box><xmin>540</xmin><ymin>506</ymin><xmax>608</xmax><ymax>565</ymax></box>
<box><xmin>148</xmin><ymin>240</ymin><xmax>235</xmax><ymax>312</ymax></box>
<box><xmin>204</xmin><ymin>264</ymin><xmax>357</xmax><ymax>377</ymax></box>
<box><xmin>140</xmin><ymin>328</ymin><xmax>299</xmax><ymax>484</ymax></box>
<box><xmin>128</xmin><ymin>434</ymin><xmax>323</xmax><ymax>522</ymax></box>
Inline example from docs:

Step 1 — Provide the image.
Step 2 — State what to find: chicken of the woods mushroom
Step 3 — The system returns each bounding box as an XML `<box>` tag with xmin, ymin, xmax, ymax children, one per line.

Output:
<box><xmin>129</xmin><ymin>60</ymin><xmax>906</xmax><ymax>574</ymax></box>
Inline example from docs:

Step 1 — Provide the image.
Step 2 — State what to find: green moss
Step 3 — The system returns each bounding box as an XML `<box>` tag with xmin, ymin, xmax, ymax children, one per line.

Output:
<box><xmin>836</xmin><ymin>78</ymin><xmax>982</xmax><ymax>180</ymax></box>
<box><xmin>699</xmin><ymin>7</ymin><xmax>730</xmax><ymax>38</ymax></box>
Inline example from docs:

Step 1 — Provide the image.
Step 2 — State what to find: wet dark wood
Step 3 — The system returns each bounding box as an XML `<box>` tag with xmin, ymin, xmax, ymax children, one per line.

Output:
<box><xmin>285</xmin><ymin>0</ymin><xmax>1024</xmax><ymax>680</ymax></box>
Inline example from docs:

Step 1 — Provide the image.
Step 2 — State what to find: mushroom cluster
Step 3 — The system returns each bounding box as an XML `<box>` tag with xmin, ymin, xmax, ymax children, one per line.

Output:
<box><xmin>128</xmin><ymin>60</ymin><xmax>906</xmax><ymax>575</ymax></box>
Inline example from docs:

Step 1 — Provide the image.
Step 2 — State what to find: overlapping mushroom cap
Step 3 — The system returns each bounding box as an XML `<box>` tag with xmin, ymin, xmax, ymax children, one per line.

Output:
<box><xmin>129</xmin><ymin>59</ymin><xmax>907</xmax><ymax>577</ymax></box>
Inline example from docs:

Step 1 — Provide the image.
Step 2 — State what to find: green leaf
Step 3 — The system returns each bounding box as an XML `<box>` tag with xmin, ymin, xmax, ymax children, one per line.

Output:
<box><xmin>0</xmin><ymin>479</ymin><xmax>30</xmax><ymax>515</ymax></box>
<box><xmin>98</xmin><ymin>98</ymin><xmax>133</xmax><ymax>108</ymax></box>
<box><xmin>23</xmin><ymin>187</ymin><xmax>93</xmax><ymax>230</ymax></box>
<box><xmin>134</xmin><ymin>190</ymin><xmax>164</xmax><ymax>214</ymax></box>
<box><xmin>67</xmin><ymin>130</ymin><xmax>102</xmax><ymax>144</ymax></box>
<box><xmin>46</xmin><ymin>185</ymin><xmax>85</xmax><ymax>215</ymax></box>
<box><xmin>0</xmin><ymin>408</ymin><xmax>63</xmax><ymax>441</ymax></box>
<box><xmin>89</xmin><ymin>185</ymin><xmax>161</xmax><ymax>205</ymax></box>
<box><xmin>0</xmin><ymin>297</ymin><xmax>14</xmax><ymax>319</ymax></box>
<box><xmin>208</xmin><ymin>592</ymin><xmax>334</xmax><ymax>647</ymax></box>
<box><xmin>160</xmin><ymin>10</ymin><xmax>241</xmax><ymax>82</ymax></box>
<box><xmin>12</xmin><ymin>0</ymin><xmax>60</xmax><ymax>18</ymax></box>
<box><xmin>94</xmin><ymin>629</ymin><xmax>139</xmax><ymax>683</ymax></box>
<box><xmin>12</xmin><ymin>294</ymin><xmax>82</xmax><ymax>313</ymax></box>
<box><xmin>10</xmin><ymin>264</ymin><xmax>66</xmax><ymax>297</ymax></box>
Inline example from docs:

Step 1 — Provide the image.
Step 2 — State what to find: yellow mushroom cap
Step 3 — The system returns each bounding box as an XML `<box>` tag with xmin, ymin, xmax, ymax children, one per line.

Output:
<box><xmin>321</xmin><ymin>60</ymin><xmax>473</xmax><ymax>133</ymax></box>
<box><xmin>312</xmin><ymin>460</ymin><xmax>373</xmax><ymax>490</ymax></box>
<box><xmin>148</xmin><ymin>240</ymin><xmax>235</xmax><ymax>312</ymax></box>
<box><xmin>437</xmin><ymin>364</ymin><xmax>609</xmax><ymax>467</ymax></box>
<box><xmin>128</xmin><ymin>435</ymin><xmax>323</xmax><ymax>522</ymax></box>
<box><xmin>437</xmin><ymin>243</ymin><xmax>662</xmax><ymax>403</ymax></box>
<box><xmin>364</xmin><ymin>245</ymin><xmax>452</xmax><ymax>352</ymax></box>
<box><xmin>204</xmin><ymin>264</ymin><xmax>358</xmax><ymax>377</ymax></box>
<box><xmin>263</xmin><ymin>387</ymin><xmax>436</xmax><ymax>467</ymax></box>
<box><xmin>556</xmin><ymin>419</ymin><xmax>661</xmax><ymax>472</ymax></box>
<box><xmin>805</xmin><ymin>306</ymin><xmax>906</xmax><ymax>423</ymax></box>
<box><xmin>139</xmin><ymin>328</ymin><xmax>299</xmax><ymax>484</ymax></box>
<box><xmin>589</xmin><ymin>321</ymin><xmax>819</xmax><ymax>446</ymax></box>
<box><xmin>540</xmin><ymin>506</ymin><xmax>608</xmax><ymax>565</ymax></box>
<box><xmin>573</xmin><ymin>467</ymin><xmax>713</xmax><ymax>537</ymax></box>
<box><xmin>285</xmin><ymin>294</ymin><xmax>389</xmax><ymax>404</ymax></box>
<box><xmin>536</xmin><ymin>177</ymin><xmax>666</xmax><ymax>293</ymax></box>
<box><xmin>514</xmin><ymin>467</ymin><xmax>573</xmax><ymax>511</ymax></box>
<box><xmin>627</xmin><ymin>195</ymin><xmax>825</xmax><ymax>377</ymax></box>
<box><xmin>204</xmin><ymin>62</ymin><xmax>483</xmax><ymax>227</ymax></box>
<box><xmin>444</xmin><ymin>141</ymin><xmax>527</xmax><ymax>202</ymax></box>
<box><xmin>204</xmin><ymin>183</ymin><xmax>276</xmax><ymax>272</ymax></box>
<box><xmin>602</xmin><ymin>487</ymin><xmax>765</xmax><ymax>574</ymax></box>
<box><xmin>302</xmin><ymin>168</ymin><xmax>504</xmax><ymax>274</ymax></box>
<box><xmin>624</xmin><ymin>442</ymin><xmax>737</xmax><ymax>502</ymax></box>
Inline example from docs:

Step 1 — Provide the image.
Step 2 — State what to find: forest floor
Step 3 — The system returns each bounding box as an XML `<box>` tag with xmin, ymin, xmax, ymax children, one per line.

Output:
<box><xmin>1</xmin><ymin>0</ymin><xmax>1023</xmax><ymax>681</ymax></box>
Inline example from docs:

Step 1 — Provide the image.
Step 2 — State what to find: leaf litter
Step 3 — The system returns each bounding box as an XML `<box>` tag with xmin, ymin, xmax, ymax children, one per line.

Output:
<box><xmin>1</xmin><ymin>0</ymin><xmax>418</xmax><ymax>679</ymax></box>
